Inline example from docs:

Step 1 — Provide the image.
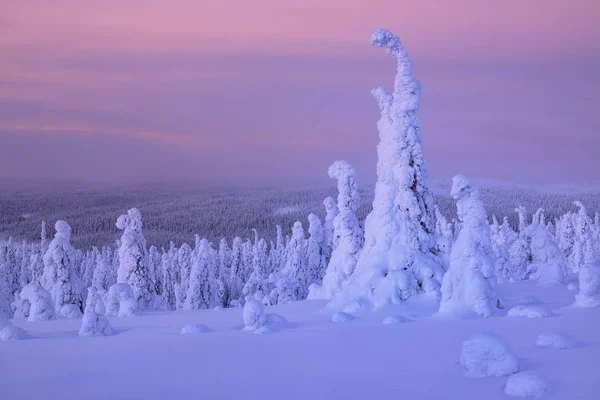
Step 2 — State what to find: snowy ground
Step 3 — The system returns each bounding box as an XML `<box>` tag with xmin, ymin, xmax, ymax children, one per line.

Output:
<box><xmin>1</xmin><ymin>281</ymin><xmax>599</xmax><ymax>400</ymax></box>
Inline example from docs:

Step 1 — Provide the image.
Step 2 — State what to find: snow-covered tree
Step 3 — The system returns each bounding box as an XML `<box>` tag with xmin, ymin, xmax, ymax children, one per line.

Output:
<box><xmin>330</xmin><ymin>29</ymin><xmax>443</xmax><ymax>310</ymax></box>
<box><xmin>183</xmin><ymin>239</ymin><xmax>214</xmax><ymax>310</ymax></box>
<box><xmin>309</xmin><ymin>161</ymin><xmax>363</xmax><ymax>300</ymax></box>
<box><xmin>515</xmin><ymin>206</ymin><xmax>528</xmax><ymax>233</ymax></box>
<box><xmin>435</xmin><ymin>205</ymin><xmax>454</xmax><ymax>267</ymax></box>
<box><xmin>106</xmin><ymin>282</ymin><xmax>136</xmax><ymax>317</ymax></box>
<box><xmin>0</xmin><ymin>258</ymin><xmax>12</xmax><ymax>319</ymax></box>
<box><xmin>161</xmin><ymin>242</ymin><xmax>179</xmax><ymax>311</ymax></box>
<box><xmin>575</xmin><ymin>235</ymin><xmax>600</xmax><ymax>308</ymax></box>
<box><xmin>79</xmin><ymin>287</ymin><xmax>114</xmax><ymax>337</ymax></box>
<box><xmin>243</xmin><ymin>238</ymin><xmax>268</xmax><ymax>300</ymax></box>
<box><xmin>520</xmin><ymin>224</ymin><xmax>567</xmax><ymax>286</ymax></box>
<box><xmin>177</xmin><ymin>243</ymin><xmax>193</xmax><ymax>310</ymax></box>
<box><xmin>41</xmin><ymin>220</ymin><xmax>83</xmax><ymax>316</ymax></box>
<box><xmin>228</xmin><ymin>237</ymin><xmax>244</xmax><ymax>306</ymax></box>
<box><xmin>274</xmin><ymin>221</ymin><xmax>308</xmax><ymax>304</ymax></box>
<box><xmin>92</xmin><ymin>247</ymin><xmax>114</xmax><ymax>292</ymax></box>
<box><xmin>306</xmin><ymin>213</ymin><xmax>326</xmax><ymax>285</ymax></box>
<box><xmin>439</xmin><ymin>175</ymin><xmax>500</xmax><ymax>318</ymax></box>
<box><xmin>571</xmin><ymin>201</ymin><xmax>593</xmax><ymax>274</ymax></box>
<box><xmin>18</xmin><ymin>283</ymin><xmax>55</xmax><ymax>322</ymax></box>
<box><xmin>322</xmin><ymin>197</ymin><xmax>338</xmax><ymax>264</ymax></box>
<box><xmin>116</xmin><ymin>208</ymin><xmax>155</xmax><ymax>311</ymax></box>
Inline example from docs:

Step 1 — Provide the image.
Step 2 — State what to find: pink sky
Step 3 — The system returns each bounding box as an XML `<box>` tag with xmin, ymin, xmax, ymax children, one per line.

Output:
<box><xmin>1</xmin><ymin>1</ymin><xmax>599</xmax><ymax>185</ymax></box>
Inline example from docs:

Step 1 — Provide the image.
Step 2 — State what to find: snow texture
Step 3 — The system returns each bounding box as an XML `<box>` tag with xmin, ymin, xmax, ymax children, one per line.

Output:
<box><xmin>460</xmin><ymin>333</ymin><xmax>519</xmax><ymax>377</ymax></box>
<box><xmin>439</xmin><ymin>175</ymin><xmax>500</xmax><ymax>318</ymax></box>
<box><xmin>535</xmin><ymin>333</ymin><xmax>577</xmax><ymax>349</ymax></box>
<box><xmin>180</xmin><ymin>324</ymin><xmax>211</xmax><ymax>335</ymax></box>
<box><xmin>505</xmin><ymin>371</ymin><xmax>549</xmax><ymax>398</ymax></box>
<box><xmin>79</xmin><ymin>287</ymin><xmax>114</xmax><ymax>337</ymax></box>
<box><xmin>331</xmin><ymin>311</ymin><xmax>355</xmax><ymax>323</ymax></box>
<box><xmin>382</xmin><ymin>315</ymin><xmax>412</xmax><ymax>324</ymax></box>
<box><xmin>507</xmin><ymin>305</ymin><xmax>553</xmax><ymax>319</ymax></box>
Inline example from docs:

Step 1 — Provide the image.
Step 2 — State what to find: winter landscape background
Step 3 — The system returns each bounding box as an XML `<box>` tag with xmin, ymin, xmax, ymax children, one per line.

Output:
<box><xmin>2</xmin><ymin>1</ymin><xmax>600</xmax><ymax>400</ymax></box>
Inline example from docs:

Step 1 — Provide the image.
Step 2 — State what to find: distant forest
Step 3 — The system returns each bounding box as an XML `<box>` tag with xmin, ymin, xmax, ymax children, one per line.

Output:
<box><xmin>1</xmin><ymin>180</ymin><xmax>599</xmax><ymax>249</ymax></box>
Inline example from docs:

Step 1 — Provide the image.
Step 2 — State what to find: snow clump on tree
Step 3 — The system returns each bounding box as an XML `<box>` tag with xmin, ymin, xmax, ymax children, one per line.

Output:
<box><xmin>79</xmin><ymin>287</ymin><xmax>114</xmax><ymax>337</ymax></box>
<box><xmin>438</xmin><ymin>175</ymin><xmax>501</xmax><ymax>318</ymax></box>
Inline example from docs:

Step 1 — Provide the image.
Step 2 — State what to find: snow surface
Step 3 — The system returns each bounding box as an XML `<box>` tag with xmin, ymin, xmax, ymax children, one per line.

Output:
<box><xmin>1</xmin><ymin>281</ymin><xmax>599</xmax><ymax>399</ymax></box>
<box><xmin>505</xmin><ymin>371</ymin><xmax>549</xmax><ymax>398</ymax></box>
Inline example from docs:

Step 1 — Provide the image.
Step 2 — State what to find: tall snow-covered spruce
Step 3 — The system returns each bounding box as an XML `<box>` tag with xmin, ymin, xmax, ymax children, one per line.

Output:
<box><xmin>309</xmin><ymin>161</ymin><xmax>362</xmax><ymax>300</ymax></box>
<box><xmin>438</xmin><ymin>175</ymin><xmax>501</xmax><ymax>318</ymax></box>
<box><xmin>329</xmin><ymin>29</ymin><xmax>443</xmax><ymax>311</ymax></box>
<box><xmin>116</xmin><ymin>208</ymin><xmax>155</xmax><ymax>311</ymax></box>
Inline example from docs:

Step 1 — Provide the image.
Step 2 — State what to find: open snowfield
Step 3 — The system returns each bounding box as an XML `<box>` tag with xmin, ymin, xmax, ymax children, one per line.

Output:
<box><xmin>2</xmin><ymin>281</ymin><xmax>598</xmax><ymax>400</ymax></box>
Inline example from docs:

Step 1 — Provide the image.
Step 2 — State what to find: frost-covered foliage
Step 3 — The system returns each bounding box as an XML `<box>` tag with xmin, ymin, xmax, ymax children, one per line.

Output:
<box><xmin>520</xmin><ymin>224</ymin><xmax>567</xmax><ymax>285</ymax></box>
<box><xmin>18</xmin><ymin>283</ymin><xmax>55</xmax><ymax>322</ymax></box>
<box><xmin>460</xmin><ymin>333</ymin><xmax>519</xmax><ymax>377</ymax></box>
<box><xmin>504</xmin><ymin>371</ymin><xmax>548</xmax><ymax>398</ymax></box>
<box><xmin>41</xmin><ymin>220</ymin><xmax>83</xmax><ymax>314</ymax></box>
<box><xmin>79</xmin><ymin>287</ymin><xmax>114</xmax><ymax>337</ymax></box>
<box><xmin>272</xmin><ymin>221</ymin><xmax>308</xmax><ymax>304</ymax></box>
<box><xmin>183</xmin><ymin>239</ymin><xmax>217</xmax><ymax>310</ymax></box>
<box><xmin>309</xmin><ymin>161</ymin><xmax>362</xmax><ymax>300</ymax></box>
<box><xmin>116</xmin><ymin>208</ymin><xmax>155</xmax><ymax>310</ymax></box>
<box><xmin>328</xmin><ymin>29</ymin><xmax>443</xmax><ymax>311</ymax></box>
<box><xmin>106</xmin><ymin>283</ymin><xmax>136</xmax><ymax>317</ymax></box>
<box><xmin>439</xmin><ymin>175</ymin><xmax>500</xmax><ymax>318</ymax></box>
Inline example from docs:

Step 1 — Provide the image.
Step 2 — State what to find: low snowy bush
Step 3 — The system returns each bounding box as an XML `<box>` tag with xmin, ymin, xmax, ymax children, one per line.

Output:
<box><xmin>106</xmin><ymin>283</ymin><xmax>136</xmax><ymax>317</ymax></box>
<box><xmin>0</xmin><ymin>324</ymin><xmax>27</xmax><ymax>341</ymax></box>
<box><xmin>19</xmin><ymin>283</ymin><xmax>55</xmax><ymax>322</ymax></box>
<box><xmin>574</xmin><ymin>263</ymin><xmax>600</xmax><ymax>307</ymax></box>
<box><xmin>460</xmin><ymin>333</ymin><xmax>519</xmax><ymax>377</ymax></box>
<box><xmin>181</xmin><ymin>324</ymin><xmax>211</xmax><ymax>335</ymax></box>
<box><xmin>535</xmin><ymin>333</ymin><xmax>577</xmax><ymax>349</ymax></box>
<box><xmin>60</xmin><ymin>304</ymin><xmax>83</xmax><ymax>319</ymax></box>
<box><xmin>504</xmin><ymin>371</ymin><xmax>548</xmax><ymax>398</ymax></box>
<box><xmin>243</xmin><ymin>298</ymin><xmax>267</xmax><ymax>333</ymax></box>
<box><xmin>331</xmin><ymin>311</ymin><xmax>355</xmax><ymax>323</ymax></box>
<box><xmin>507</xmin><ymin>305</ymin><xmax>553</xmax><ymax>319</ymax></box>
<box><xmin>79</xmin><ymin>287</ymin><xmax>114</xmax><ymax>337</ymax></box>
<box><xmin>382</xmin><ymin>315</ymin><xmax>412</xmax><ymax>325</ymax></box>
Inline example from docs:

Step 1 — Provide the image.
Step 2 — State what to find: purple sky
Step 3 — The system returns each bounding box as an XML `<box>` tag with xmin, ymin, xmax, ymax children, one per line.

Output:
<box><xmin>1</xmin><ymin>1</ymin><xmax>599</xmax><ymax>186</ymax></box>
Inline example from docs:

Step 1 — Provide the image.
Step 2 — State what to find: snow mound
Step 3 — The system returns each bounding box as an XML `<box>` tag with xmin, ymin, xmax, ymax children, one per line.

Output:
<box><xmin>243</xmin><ymin>299</ymin><xmax>267</xmax><ymax>333</ymax></box>
<box><xmin>181</xmin><ymin>324</ymin><xmax>211</xmax><ymax>335</ymax></box>
<box><xmin>535</xmin><ymin>333</ymin><xmax>577</xmax><ymax>349</ymax></box>
<box><xmin>508</xmin><ymin>305</ymin><xmax>553</xmax><ymax>319</ymax></box>
<box><xmin>505</xmin><ymin>371</ymin><xmax>548</xmax><ymax>398</ymax></box>
<box><xmin>213</xmin><ymin>306</ymin><xmax>223</xmax><ymax>311</ymax></box>
<box><xmin>0</xmin><ymin>324</ymin><xmax>27</xmax><ymax>341</ymax></box>
<box><xmin>265</xmin><ymin>313</ymin><xmax>289</xmax><ymax>328</ymax></box>
<box><xmin>523</xmin><ymin>296</ymin><xmax>540</xmax><ymax>305</ymax></box>
<box><xmin>60</xmin><ymin>304</ymin><xmax>83</xmax><ymax>319</ymax></box>
<box><xmin>331</xmin><ymin>311</ymin><xmax>355</xmax><ymax>323</ymax></box>
<box><xmin>460</xmin><ymin>333</ymin><xmax>519</xmax><ymax>377</ymax></box>
<box><xmin>382</xmin><ymin>315</ymin><xmax>412</xmax><ymax>325</ymax></box>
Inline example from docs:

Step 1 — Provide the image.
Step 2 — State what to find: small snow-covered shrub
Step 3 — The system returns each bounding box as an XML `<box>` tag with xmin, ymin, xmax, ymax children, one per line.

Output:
<box><xmin>243</xmin><ymin>298</ymin><xmax>267</xmax><ymax>332</ymax></box>
<box><xmin>460</xmin><ymin>333</ymin><xmax>519</xmax><ymax>377</ymax></box>
<box><xmin>19</xmin><ymin>283</ymin><xmax>55</xmax><ymax>322</ymax></box>
<box><xmin>79</xmin><ymin>287</ymin><xmax>114</xmax><ymax>337</ymax></box>
<box><xmin>106</xmin><ymin>283</ymin><xmax>136</xmax><ymax>317</ymax></box>
<box><xmin>331</xmin><ymin>311</ymin><xmax>355</xmax><ymax>323</ymax></box>
<box><xmin>181</xmin><ymin>324</ymin><xmax>211</xmax><ymax>335</ymax></box>
<box><xmin>574</xmin><ymin>263</ymin><xmax>600</xmax><ymax>307</ymax></box>
<box><xmin>382</xmin><ymin>315</ymin><xmax>412</xmax><ymax>325</ymax></box>
<box><xmin>536</xmin><ymin>333</ymin><xmax>577</xmax><ymax>349</ymax></box>
<box><xmin>60</xmin><ymin>304</ymin><xmax>83</xmax><ymax>319</ymax></box>
<box><xmin>0</xmin><ymin>324</ymin><xmax>27</xmax><ymax>341</ymax></box>
<box><xmin>505</xmin><ymin>371</ymin><xmax>548</xmax><ymax>398</ymax></box>
<box><xmin>508</xmin><ymin>305</ymin><xmax>553</xmax><ymax>319</ymax></box>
